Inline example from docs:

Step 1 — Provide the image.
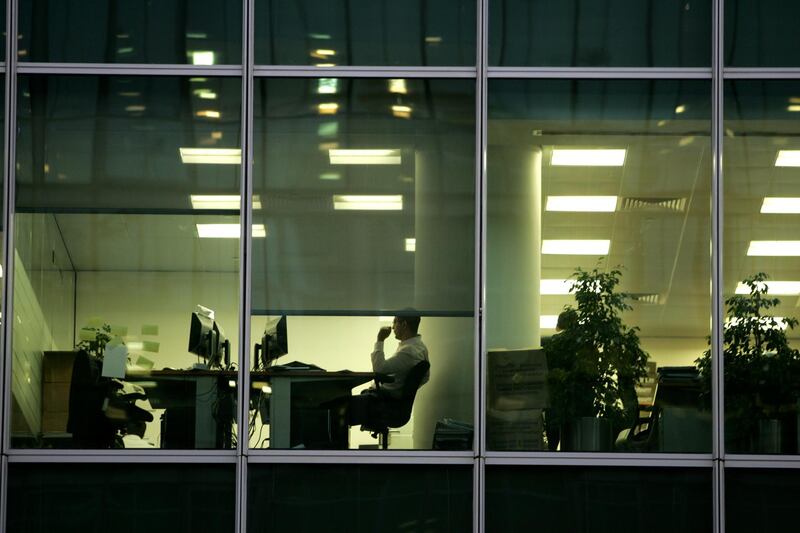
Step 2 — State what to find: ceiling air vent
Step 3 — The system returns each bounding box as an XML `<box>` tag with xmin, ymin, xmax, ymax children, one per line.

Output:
<box><xmin>619</xmin><ymin>197</ymin><xmax>687</xmax><ymax>213</ymax></box>
<box><xmin>629</xmin><ymin>293</ymin><xmax>663</xmax><ymax>305</ymax></box>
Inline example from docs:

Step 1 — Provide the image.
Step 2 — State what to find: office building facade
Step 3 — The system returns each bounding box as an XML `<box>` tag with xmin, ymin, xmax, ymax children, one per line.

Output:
<box><xmin>0</xmin><ymin>0</ymin><xmax>798</xmax><ymax>531</ymax></box>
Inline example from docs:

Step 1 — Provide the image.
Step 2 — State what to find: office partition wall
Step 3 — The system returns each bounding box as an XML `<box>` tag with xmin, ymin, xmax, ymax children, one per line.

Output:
<box><xmin>0</xmin><ymin>0</ymin><xmax>799</xmax><ymax>531</ymax></box>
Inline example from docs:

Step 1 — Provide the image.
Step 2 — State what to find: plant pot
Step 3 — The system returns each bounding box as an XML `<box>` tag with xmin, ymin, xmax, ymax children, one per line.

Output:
<box><xmin>562</xmin><ymin>417</ymin><xmax>612</xmax><ymax>452</ymax></box>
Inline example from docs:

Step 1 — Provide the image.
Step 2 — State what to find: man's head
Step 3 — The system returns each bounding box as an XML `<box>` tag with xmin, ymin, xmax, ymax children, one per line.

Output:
<box><xmin>392</xmin><ymin>314</ymin><xmax>421</xmax><ymax>340</ymax></box>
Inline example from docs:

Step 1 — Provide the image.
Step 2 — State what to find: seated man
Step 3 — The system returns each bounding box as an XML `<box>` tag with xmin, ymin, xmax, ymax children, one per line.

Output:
<box><xmin>347</xmin><ymin>314</ymin><xmax>430</xmax><ymax>426</ymax></box>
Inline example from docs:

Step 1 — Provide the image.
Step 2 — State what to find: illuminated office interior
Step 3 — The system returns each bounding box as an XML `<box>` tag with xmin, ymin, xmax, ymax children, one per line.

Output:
<box><xmin>2</xmin><ymin>0</ymin><xmax>800</xmax><ymax>532</ymax></box>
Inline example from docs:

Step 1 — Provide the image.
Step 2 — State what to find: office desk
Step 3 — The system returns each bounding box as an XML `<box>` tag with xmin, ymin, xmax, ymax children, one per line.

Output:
<box><xmin>127</xmin><ymin>369</ymin><xmax>375</xmax><ymax>449</ymax></box>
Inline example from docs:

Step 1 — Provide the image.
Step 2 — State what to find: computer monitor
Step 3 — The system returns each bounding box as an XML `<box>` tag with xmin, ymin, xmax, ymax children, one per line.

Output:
<box><xmin>254</xmin><ymin>315</ymin><xmax>288</xmax><ymax>369</ymax></box>
<box><xmin>212</xmin><ymin>321</ymin><xmax>231</xmax><ymax>369</ymax></box>
<box><xmin>188</xmin><ymin>308</ymin><xmax>230</xmax><ymax>369</ymax></box>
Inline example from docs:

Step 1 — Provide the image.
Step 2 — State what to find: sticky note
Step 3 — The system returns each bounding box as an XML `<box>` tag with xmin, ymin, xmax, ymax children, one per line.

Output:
<box><xmin>102</xmin><ymin>344</ymin><xmax>128</xmax><ymax>379</ymax></box>
<box><xmin>141</xmin><ymin>324</ymin><xmax>159</xmax><ymax>336</ymax></box>
<box><xmin>142</xmin><ymin>340</ymin><xmax>160</xmax><ymax>353</ymax></box>
<box><xmin>110</xmin><ymin>325</ymin><xmax>128</xmax><ymax>336</ymax></box>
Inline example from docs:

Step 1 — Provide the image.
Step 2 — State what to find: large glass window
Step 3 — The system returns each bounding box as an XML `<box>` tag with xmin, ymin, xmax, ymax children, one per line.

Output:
<box><xmin>723</xmin><ymin>80</ymin><xmax>800</xmax><ymax>454</ymax></box>
<box><xmin>10</xmin><ymin>74</ymin><xmax>242</xmax><ymax>450</ymax></box>
<box><xmin>7</xmin><ymin>463</ymin><xmax>236</xmax><ymax>532</ymax></box>
<box><xmin>254</xmin><ymin>0</ymin><xmax>476</xmax><ymax>66</ymax></box>
<box><xmin>489</xmin><ymin>0</ymin><xmax>711</xmax><ymax>67</ymax></box>
<box><xmin>486</xmin><ymin>79</ymin><xmax>712</xmax><ymax>453</ymax></box>
<box><xmin>248</xmin><ymin>77</ymin><xmax>476</xmax><ymax>450</ymax></box>
<box><xmin>486</xmin><ymin>466</ymin><xmax>713</xmax><ymax>532</ymax></box>
<box><xmin>726</xmin><ymin>468</ymin><xmax>800</xmax><ymax>532</ymax></box>
<box><xmin>18</xmin><ymin>0</ymin><xmax>242</xmax><ymax>64</ymax></box>
<box><xmin>248</xmin><ymin>463</ymin><xmax>472</xmax><ymax>532</ymax></box>
<box><xmin>725</xmin><ymin>0</ymin><xmax>800</xmax><ymax>67</ymax></box>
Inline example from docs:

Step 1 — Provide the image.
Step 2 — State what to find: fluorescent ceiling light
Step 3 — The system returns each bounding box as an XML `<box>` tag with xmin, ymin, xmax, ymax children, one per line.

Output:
<box><xmin>193</xmin><ymin>89</ymin><xmax>217</xmax><ymax>100</ymax></box>
<box><xmin>540</xmin><ymin>279</ymin><xmax>576</xmax><ymax>295</ymax></box>
<box><xmin>315</xmin><ymin>63</ymin><xmax>336</xmax><ymax>67</ymax></box>
<box><xmin>735</xmin><ymin>281</ymin><xmax>800</xmax><ymax>295</ymax></box>
<box><xmin>551</xmin><ymin>149</ymin><xmax>626</xmax><ymax>167</ymax></box>
<box><xmin>389</xmin><ymin>79</ymin><xmax>407</xmax><ymax>94</ymax></box>
<box><xmin>329</xmin><ymin>149</ymin><xmax>401</xmax><ymax>165</ymax></box>
<box><xmin>332</xmin><ymin>195</ymin><xmax>403</xmax><ymax>211</ymax></box>
<box><xmin>788</xmin><ymin>105</ymin><xmax>800</xmax><ymax>112</ymax></box>
<box><xmin>314</xmin><ymin>49</ymin><xmax>336</xmax><ymax>56</ymax></box>
<box><xmin>542</xmin><ymin>240</ymin><xmax>611</xmax><ymax>255</ymax></box>
<box><xmin>405</xmin><ymin>238</ymin><xmax>416</xmax><ymax>252</ymax></box>
<box><xmin>190</xmin><ymin>195</ymin><xmax>262</xmax><ymax>210</ymax></box>
<box><xmin>775</xmin><ymin>150</ymin><xmax>800</xmax><ymax>167</ymax></box>
<box><xmin>545</xmin><ymin>196</ymin><xmax>618</xmax><ymax>212</ymax></box>
<box><xmin>191</xmin><ymin>51</ymin><xmax>215</xmax><ymax>65</ymax></box>
<box><xmin>196</xmin><ymin>224</ymin><xmax>266</xmax><ymax>238</ymax></box>
<box><xmin>179</xmin><ymin>148</ymin><xmax>241</xmax><ymax>165</ymax></box>
<box><xmin>391</xmin><ymin>105</ymin><xmax>412</xmax><ymax>119</ymax></box>
<box><xmin>540</xmin><ymin>315</ymin><xmax>558</xmax><ymax>329</ymax></box>
<box><xmin>318</xmin><ymin>103</ymin><xmax>339</xmax><ymax>115</ymax></box>
<box><xmin>319</xmin><ymin>172</ymin><xmax>341</xmax><ymax>181</ymax></box>
<box><xmin>317</xmin><ymin>78</ymin><xmax>338</xmax><ymax>94</ymax></box>
<box><xmin>125</xmin><ymin>105</ymin><xmax>146</xmax><ymax>112</ymax></box>
<box><xmin>196</xmin><ymin>110</ymin><xmax>220</xmax><ymax>119</ymax></box>
<box><xmin>761</xmin><ymin>197</ymin><xmax>800</xmax><ymax>213</ymax></box>
<box><xmin>747</xmin><ymin>241</ymin><xmax>800</xmax><ymax>256</ymax></box>
<box><xmin>674</xmin><ymin>105</ymin><xmax>686</xmax><ymax>114</ymax></box>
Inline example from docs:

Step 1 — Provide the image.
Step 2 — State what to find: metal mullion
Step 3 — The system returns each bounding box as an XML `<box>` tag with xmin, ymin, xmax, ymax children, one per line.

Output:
<box><xmin>725</xmin><ymin>457</ymin><xmax>800</xmax><ymax>469</ymax></box>
<box><xmin>252</xmin><ymin>66</ymin><xmax>476</xmax><ymax>78</ymax></box>
<box><xmin>0</xmin><ymin>455</ymin><xmax>6</xmax><ymax>529</ymax></box>
<box><xmin>724</xmin><ymin>68</ymin><xmax>800</xmax><ymax>79</ymax></box>
<box><xmin>487</xmin><ymin>67</ymin><xmax>712</xmax><ymax>79</ymax></box>
<box><xmin>1</xmin><ymin>0</ymin><xmax>17</xmax><ymax>458</ymax></box>
<box><xmin>475</xmin><ymin>456</ymin><xmax>484</xmax><ymax>533</ymax></box>
<box><xmin>236</xmin><ymin>0</ymin><xmax>254</xmax><ymax>530</ymax></box>
<box><xmin>16</xmin><ymin>63</ymin><xmax>242</xmax><ymax>76</ymax></box>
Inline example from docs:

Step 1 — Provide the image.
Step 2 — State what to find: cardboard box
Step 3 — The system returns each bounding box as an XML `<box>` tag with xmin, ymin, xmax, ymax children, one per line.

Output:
<box><xmin>487</xmin><ymin>408</ymin><xmax>544</xmax><ymax>451</ymax></box>
<box><xmin>42</xmin><ymin>351</ymin><xmax>76</xmax><ymax>383</ymax></box>
<box><xmin>42</xmin><ymin>382</ymin><xmax>71</xmax><ymax>412</ymax></box>
<box><xmin>488</xmin><ymin>349</ymin><xmax>549</xmax><ymax>410</ymax></box>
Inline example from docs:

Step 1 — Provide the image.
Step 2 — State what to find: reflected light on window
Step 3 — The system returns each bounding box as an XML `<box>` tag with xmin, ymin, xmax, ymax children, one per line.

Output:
<box><xmin>180</xmin><ymin>148</ymin><xmax>241</xmax><ymax>164</ymax></box>
<box><xmin>318</xmin><ymin>103</ymin><xmax>339</xmax><ymax>115</ymax></box>
<box><xmin>392</xmin><ymin>105</ymin><xmax>412</xmax><ymax>118</ymax></box>
<box><xmin>191</xmin><ymin>51</ymin><xmax>215</xmax><ymax>65</ymax></box>
<box><xmin>545</xmin><ymin>196</ymin><xmax>618</xmax><ymax>212</ymax></box>
<box><xmin>317</xmin><ymin>78</ymin><xmax>339</xmax><ymax>94</ymax></box>
<box><xmin>196</xmin><ymin>224</ymin><xmax>266</xmax><ymax>238</ymax></box>
<box><xmin>747</xmin><ymin>241</ymin><xmax>800</xmax><ymax>256</ymax></box>
<box><xmin>542</xmin><ymin>240</ymin><xmax>611</xmax><ymax>255</ymax></box>
<box><xmin>551</xmin><ymin>149</ymin><xmax>626</xmax><ymax>166</ymax></box>
<box><xmin>405</xmin><ymin>238</ymin><xmax>416</xmax><ymax>252</ymax></box>
<box><xmin>332</xmin><ymin>195</ymin><xmax>403</xmax><ymax>211</ymax></box>
<box><xmin>329</xmin><ymin>149</ymin><xmax>401</xmax><ymax>165</ymax></box>
<box><xmin>775</xmin><ymin>150</ymin><xmax>800</xmax><ymax>167</ymax></box>
<box><xmin>735</xmin><ymin>281</ymin><xmax>800</xmax><ymax>295</ymax></box>
<box><xmin>761</xmin><ymin>197</ymin><xmax>800</xmax><ymax>213</ymax></box>
<box><xmin>196</xmin><ymin>110</ymin><xmax>221</xmax><ymax>119</ymax></box>
<box><xmin>190</xmin><ymin>195</ymin><xmax>262</xmax><ymax>210</ymax></box>
<box><xmin>389</xmin><ymin>79</ymin><xmax>408</xmax><ymax>94</ymax></box>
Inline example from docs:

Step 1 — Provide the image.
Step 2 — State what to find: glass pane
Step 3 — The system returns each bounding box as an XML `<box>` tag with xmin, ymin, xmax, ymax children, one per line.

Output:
<box><xmin>248</xmin><ymin>78</ymin><xmax>475</xmax><ymax>450</ymax></box>
<box><xmin>19</xmin><ymin>0</ymin><xmax>242</xmax><ymax>64</ymax></box>
<box><xmin>723</xmin><ymin>80</ymin><xmax>800</xmax><ymax>454</ymax></box>
<box><xmin>248</xmin><ymin>464</ymin><xmax>472</xmax><ymax>532</ymax></box>
<box><xmin>489</xmin><ymin>0</ymin><xmax>711</xmax><ymax>67</ymax></box>
<box><xmin>7</xmin><ymin>463</ymin><xmax>235</xmax><ymax>532</ymax></box>
<box><xmin>486</xmin><ymin>466</ymin><xmax>712</xmax><ymax>532</ymax></box>
<box><xmin>486</xmin><ymin>79</ymin><xmax>712</xmax><ymax>452</ymax></box>
<box><xmin>254</xmin><ymin>0</ymin><xmax>476</xmax><ymax>66</ymax></box>
<box><xmin>726</xmin><ymin>468</ymin><xmax>800</xmax><ymax>532</ymax></box>
<box><xmin>725</xmin><ymin>0</ymin><xmax>800</xmax><ymax>67</ymax></box>
<box><xmin>11</xmin><ymin>75</ymin><xmax>242</xmax><ymax>450</ymax></box>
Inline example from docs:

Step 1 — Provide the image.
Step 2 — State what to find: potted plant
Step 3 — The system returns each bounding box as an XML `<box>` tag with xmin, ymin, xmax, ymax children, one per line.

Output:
<box><xmin>544</xmin><ymin>265</ymin><xmax>649</xmax><ymax>451</ymax></box>
<box><xmin>696</xmin><ymin>272</ymin><xmax>800</xmax><ymax>453</ymax></box>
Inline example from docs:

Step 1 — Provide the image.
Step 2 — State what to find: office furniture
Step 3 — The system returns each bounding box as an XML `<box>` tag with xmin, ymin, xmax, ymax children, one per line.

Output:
<box><xmin>67</xmin><ymin>350</ymin><xmax>153</xmax><ymax>448</ymax></box>
<box><xmin>358</xmin><ymin>360</ymin><xmax>430</xmax><ymax>449</ymax></box>
<box><xmin>127</xmin><ymin>369</ymin><xmax>375</xmax><ymax>449</ymax></box>
<box><xmin>42</xmin><ymin>351</ymin><xmax>77</xmax><ymax>433</ymax></box>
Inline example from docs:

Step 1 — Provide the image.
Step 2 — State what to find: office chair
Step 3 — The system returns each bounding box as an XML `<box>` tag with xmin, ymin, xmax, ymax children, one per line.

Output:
<box><xmin>67</xmin><ymin>350</ymin><xmax>153</xmax><ymax>448</ymax></box>
<box><xmin>360</xmin><ymin>360</ymin><xmax>430</xmax><ymax>450</ymax></box>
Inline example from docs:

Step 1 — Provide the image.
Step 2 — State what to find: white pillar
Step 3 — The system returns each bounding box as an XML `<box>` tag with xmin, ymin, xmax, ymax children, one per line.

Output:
<box><xmin>486</xmin><ymin>146</ymin><xmax>542</xmax><ymax>350</ymax></box>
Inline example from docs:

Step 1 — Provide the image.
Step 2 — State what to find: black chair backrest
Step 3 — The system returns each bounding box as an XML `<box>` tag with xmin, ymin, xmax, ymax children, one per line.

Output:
<box><xmin>379</xmin><ymin>360</ymin><xmax>430</xmax><ymax>428</ymax></box>
<box><xmin>401</xmin><ymin>360</ymin><xmax>430</xmax><ymax>401</ymax></box>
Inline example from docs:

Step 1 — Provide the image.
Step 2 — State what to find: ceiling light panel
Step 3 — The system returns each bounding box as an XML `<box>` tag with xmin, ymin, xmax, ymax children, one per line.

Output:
<box><xmin>747</xmin><ymin>241</ymin><xmax>800</xmax><ymax>256</ymax></box>
<box><xmin>545</xmin><ymin>196</ymin><xmax>618</xmax><ymax>212</ymax></box>
<box><xmin>761</xmin><ymin>197</ymin><xmax>800</xmax><ymax>214</ymax></box>
<box><xmin>775</xmin><ymin>150</ymin><xmax>800</xmax><ymax>167</ymax></box>
<box><xmin>540</xmin><ymin>279</ymin><xmax>576</xmax><ymax>294</ymax></box>
<box><xmin>542</xmin><ymin>240</ymin><xmax>611</xmax><ymax>255</ymax></box>
<box><xmin>190</xmin><ymin>195</ymin><xmax>262</xmax><ymax>210</ymax></box>
<box><xmin>332</xmin><ymin>195</ymin><xmax>403</xmax><ymax>211</ymax></box>
<box><xmin>329</xmin><ymin>149</ymin><xmax>401</xmax><ymax>165</ymax></box>
<box><xmin>180</xmin><ymin>148</ymin><xmax>241</xmax><ymax>164</ymax></box>
<box><xmin>735</xmin><ymin>281</ymin><xmax>800</xmax><ymax>295</ymax></box>
<box><xmin>551</xmin><ymin>149</ymin><xmax>626</xmax><ymax>167</ymax></box>
<box><xmin>196</xmin><ymin>224</ymin><xmax>266</xmax><ymax>238</ymax></box>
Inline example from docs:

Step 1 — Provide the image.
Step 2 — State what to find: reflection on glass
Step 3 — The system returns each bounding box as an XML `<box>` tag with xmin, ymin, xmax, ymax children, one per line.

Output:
<box><xmin>725</xmin><ymin>0</ymin><xmax>800</xmax><ymax>67</ymax></box>
<box><xmin>489</xmin><ymin>0</ymin><xmax>711</xmax><ymax>67</ymax></box>
<box><xmin>11</xmin><ymin>75</ymin><xmax>242</xmax><ymax>450</ymax></box>
<box><xmin>724</xmin><ymin>80</ymin><xmax>800</xmax><ymax>454</ymax></box>
<box><xmin>248</xmin><ymin>78</ymin><xmax>476</xmax><ymax>450</ymax></box>
<box><xmin>486</xmin><ymin>466</ymin><xmax>713</xmax><ymax>532</ymax></box>
<box><xmin>486</xmin><ymin>79</ymin><xmax>712</xmax><ymax>453</ymax></box>
<box><xmin>255</xmin><ymin>0</ymin><xmax>476</xmax><ymax>66</ymax></box>
<box><xmin>248</xmin><ymin>464</ymin><xmax>472</xmax><ymax>531</ymax></box>
<box><xmin>8</xmin><ymin>463</ymin><xmax>236</xmax><ymax>532</ymax></box>
<box><xmin>19</xmin><ymin>0</ymin><xmax>242</xmax><ymax>63</ymax></box>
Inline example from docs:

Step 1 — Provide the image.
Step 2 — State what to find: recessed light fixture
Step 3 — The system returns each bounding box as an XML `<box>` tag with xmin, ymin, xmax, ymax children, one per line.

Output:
<box><xmin>545</xmin><ymin>196</ymin><xmax>618</xmax><ymax>212</ymax></box>
<box><xmin>196</xmin><ymin>110</ymin><xmax>221</xmax><ymax>119</ymax></box>
<box><xmin>392</xmin><ymin>105</ymin><xmax>412</xmax><ymax>118</ymax></box>
<box><xmin>318</xmin><ymin>103</ymin><xmax>339</xmax><ymax>115</ymax></box>
<box><xmin>735</xmin><ymin>281</ymin><xmax>800</xmax><ymax>295</ymax></box>
<box><xmin>196</xmin><ymin>224</ymin><xmax>266</xmax><ymax>238</ymax></box>
<box><xmin>405</xmin><ymin>238</ymin><xmax>416</xmax><ymax>252</ymax></box>
<box><xmin>193</xmin><ymin>89</ymin><xmax>217</xmax><ymax>100</ymax></box>
<box><xmin>319</xmin><ymin>172</ymin><xmax>341</xmax><ymax>181</ymax></box>
<box><xmin>540</xmin><ymin>315</ymin><xmax>558</xmax><ymax>329</ymax></box>
<box><xmin>788</xmin><ymin>105</ymin><xmax>800</xmax><ymax>112</ymax></box>
<box><xmin>747</xmin><ymin>241</ymin><xmax>800</xmax><ymax>256</ymax></box>
<box><xmin>190</xmin><ymin>51</ymin><xmax>215</xmax><ymax>65</ymax></box>
<box><xmin>389</xmin><ymin>79</ymin><xmax>407</xmax><ymax>94</ymax></box>
<box><xmin>540</xmin><ymin>279</ymin><xmax>576</xmax><ymax>295</ymax></box>
<box><xmin>542</xmin><ymin>240</ymin><xmax>611</xmax><ymax>255</ymax></box>
<box><xmin>775</xmin><ymin>150</ymin><xmax>800</xmax><ymax>167</ymax></box>
<box><xmin>332</xmin><ymin>195</ymin><xmax>403</xmax><ymax>211</ymax></box>
<box><xmin>675</xmin><ymin>105</ymin><xmax>686</xmax><ymax>114</ymax></box>
<box><xmin>317</xmin><ymin>78</ymin><xmax>339</xmax><ymax>94</ymax></box>
<box><xmin>551</xmin><ymin>149</ymin><xmax>626</xmax><ymax>167</ymax></box>
<box><xmin>314</xmin><ymin>49</ymin><xmax>336</xmax><ymax>57</ymax></box>
<box><xmin>761</xmin><ymin>197</ymin><xmax>800</xmax><ymax>213</ymax></box>
<box><xmin>179</xmin><ymin>148</ymin><xmax>241</xmax><ymax>164</ymax></box>
<box><xmin>329</xmin><ymin>149</ymin><xmax>401</xmax><ymax>165</ymax></box>
<box><xmin>315</xmin><ymin>63</ymin><xmax>336</xmax><ymax>68</ymax></box>
<box><xmin>190</xmin><ymin>195</ymin><xmax>262</xmax><ymax>210</ymax></box>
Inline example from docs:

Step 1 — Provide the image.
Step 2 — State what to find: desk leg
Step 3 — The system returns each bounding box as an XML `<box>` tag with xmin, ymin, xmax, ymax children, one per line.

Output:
<box><xmin>269</xmin><ymin>379</ymin><xmax>291</xmax><ymax>449</ymax></box>
<box><xmin>195</xmin><ymin>377</ymin><xmax>217</xmax><ymax>448</ymax></box>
